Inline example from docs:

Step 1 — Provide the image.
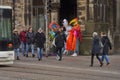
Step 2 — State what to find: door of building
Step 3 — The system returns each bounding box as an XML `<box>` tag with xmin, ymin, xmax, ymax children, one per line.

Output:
<box><xmin>59</xmin><ymin>0</ymin><xmax>77</xmax><ymax>25</ymax></box>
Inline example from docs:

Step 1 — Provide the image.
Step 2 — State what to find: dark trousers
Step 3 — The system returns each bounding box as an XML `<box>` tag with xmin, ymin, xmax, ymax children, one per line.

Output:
<box><xmin>55</xmin><ymin>47</ymin><xmax>62</xmax><ymax>60</ymax></box>
<box><xmin>91</xmin><ymin>54</ymin><xmax>102</xmax><ymax>66</ymax></box>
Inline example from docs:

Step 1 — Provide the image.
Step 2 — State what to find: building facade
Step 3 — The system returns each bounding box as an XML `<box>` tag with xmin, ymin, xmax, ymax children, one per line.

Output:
<box><xmin>0</xmin><ymin>0</ymin><xmax>119</xmax><ymax>54</ymax></box>
<box><xmin>114</xmin><ymin>0</ymin><xmax>120</xmax><ymax>52</ymax></box>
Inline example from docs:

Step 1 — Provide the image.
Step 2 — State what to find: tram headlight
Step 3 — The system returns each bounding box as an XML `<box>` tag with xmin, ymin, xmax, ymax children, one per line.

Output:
<box><xmin>8</xmin><ymin>43</ymin><xmax>13</xmax><ymax>48</ymax></box>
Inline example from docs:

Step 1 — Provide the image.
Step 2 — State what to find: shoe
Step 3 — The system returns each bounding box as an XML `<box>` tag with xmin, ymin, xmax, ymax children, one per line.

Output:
<box><xmin>23</xmin><ymin>54</ymin><xmax>25</xmax><ymax>56</ymax></box>
<box><xmin>26</xmin><ymin>54</ymin><xmax>28</xmax><ymax>57</ymax></box>
<box><xmin>38</xmin><ymin>58</ymin><xmax>41</xmax><ymax>61</ymax></box>
<box><xmin>71</xmin><ymin>53</ymin><xmax>77</xmax><ymax>57</ymax></box>
<box><xmin>90</xmin><ymin>65</ymin><xmax>93</xmax><ymax>67</ymax></box>
<box><xmin>32</xmin><ymin>54</ymin><xmax>35</xmax><ymax>57</ymax></box>
<box><xmin>100</xmin><ymin>63</ymin><xmax>103</xmax><ymax>67</ymax></box>
<box><xmin>56</xmin><ymin>55</ymin><xmax>60</xmax><ymax>60</ymax></box>
<box><xmin>16</xmin><ymin>56</ymin><xmax>20</xmax><ymax>60</ymax></box>
<box><xmin>58</xmin><ymin>59</ymin><xmax>62</xmax><ymax>61</ymax></box>
<box><xmin>107</xmin><ymin>63</ymin><xmax>110</xmax><ymax>65</ymax></box>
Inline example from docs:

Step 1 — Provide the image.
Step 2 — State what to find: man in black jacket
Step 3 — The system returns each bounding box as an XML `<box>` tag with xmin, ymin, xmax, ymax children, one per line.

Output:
<box><xmin>55</xmin><ymin>27</ymin><xmax>66</xmax><ymax>61</ymax></box>
<box><xmin>35</xmin><ymin>28</ymin><xmax>46</xmax><ymax>61</ymax></box>
<box><xmin>26</xmin><ymin>27</ymin><xmax>35</xmax><ymax>57</ymax></box>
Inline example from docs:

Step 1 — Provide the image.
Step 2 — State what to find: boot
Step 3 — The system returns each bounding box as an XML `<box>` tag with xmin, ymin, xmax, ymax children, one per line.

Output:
<box><xmin>17</xmin><ymin>56</ymin><xmax>20</xmax><ymax>60</ymax></box>
<box><xmin>107</xmin><ymin>62</ymin><xmax>110</xmax><ymax>65</ymax></box>
<box><xmin>90</xmin><ymin>64</ymin><xmax>93</xmax><ymax>67</ymax></box>
<box><xmin>38</xmin><ymin>58</ymin><xmax>42</xmax><ymax>61</ymax></box>
<box><xmin>23</xmin><ymin>54</ymin><xmax>25</xmax><ymax>57</ymax></box>
<box><xmin>26</xmin><ymin>54</ymin><xmax>28</xmax><ymax>57</ymax></box>
<box><xmin>32</xmin><ymin>54</ymin><xmax>35</xmax><ymax>57</ymax></box>
<box><xmin>100</xmin><ymin>62</ymin><xmax>103</xmax><ymax>67</ymax></box>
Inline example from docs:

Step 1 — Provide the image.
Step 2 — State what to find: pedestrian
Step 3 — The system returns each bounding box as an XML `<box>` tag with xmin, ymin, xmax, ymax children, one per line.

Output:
<box><xmin>90</xmin><ymin>32</ymin><xmax>103</xmax><ymax>67</ymax></box>
<box><xmin>100</xmin><ymin>32</ymin><xmax>112</xmax><ymax>65</ymax></box>
<box><xmin>26</xmin><ymin>27</ymin><xmax>35</xmax><ymax>57</ymax></box>
<box><xmin>66</xmin><ymin>18</ymin><xmax>82</xmax><ymax>57</ymax></box>
<box><xmin>35</xmin><ymin>28</ymin><xmax>46</xmax><ymax>61</ymax></box>
<box><xmin>13</xmin><ymin>29</ymin><xmax>21</xmax><ymax>60</ymax></box>
<box><xmin>55</xmin><ymin>27</ymin><xmax>66</xmax><ymax>61</ymax></box>
<box><xmin>62</xmin><ymin>19</ymin><xmax>72</xmax><ymax>55</ymax></box>
<box><xmin>19</xmin><ymin>26</ymin><xmax>27</xmax><ymax>56</ymax></box>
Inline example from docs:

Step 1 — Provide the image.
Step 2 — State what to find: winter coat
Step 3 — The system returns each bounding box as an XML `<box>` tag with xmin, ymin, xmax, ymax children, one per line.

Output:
<box><xmin>55</xmin><ymin>31</ymin><xmax>66</xmax><ymax>48</ymax></box>
<box><xmin>13</xmin><ymin>33</ymin><xmax>20</xmax><ymax>49</ymax></box>
<box><xmin>101</xmin><ymin>36</ymin><xmax>112</xmax><ymax>54</ymax></box>
<box><xmin>35</xmin><ymin>32</ymin><xmax>46</xmax><ymax>48</ymax></box>
<box><xmin>26</xmin><ymin>31</ymin><xmax>35</xmax><ymax>44</ymax></box>
<box><xmin>20</xmin><ymin>31</ymin><xmax>26</xmax><ymax>43</ymax></box>
<box><xmin>91</xmin><ymin>36</ymin><xmax>101</xmax><ymax>54</ymax></box>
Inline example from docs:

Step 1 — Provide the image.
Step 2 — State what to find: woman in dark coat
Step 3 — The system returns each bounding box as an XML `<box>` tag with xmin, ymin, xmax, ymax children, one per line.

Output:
<box><xmin>90</xmin><ymin>32</ymin><xmax>103</xmax><ymax>67</ymax></box>
<box><xmin>101</xmin><ymin>32</ymin><xmax>112</xmax><ymax>65</ymax></box>
<box><xmin>35</xmin><ymin>28</ymin><xmax>46</xmax><ymax>61</ymax></box>
<box><xmin>13</xmin><ymin>29</ymin><xmax>20</xmax><ymax>60</ymax></box>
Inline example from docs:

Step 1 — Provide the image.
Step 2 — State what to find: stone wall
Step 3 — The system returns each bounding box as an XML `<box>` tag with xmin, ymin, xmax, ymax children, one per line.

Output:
<box><xmin>114</xmin><ymin>0</ymin><xmax>120</xmax><ymax>52</ymax></box>
<box><xmin>2</xmin><ymin>0</ymin><xmax>24</xmax><ymax>31</ymax></box>
<box><xmin>77</xmin><ymin>0</ymin><xmax>86</xmax><ymax>31</ymax></box>
<box><xmin>13</xmin><ymin>0</ymin><xmax>24</xmax><ymax>31</ymax></box>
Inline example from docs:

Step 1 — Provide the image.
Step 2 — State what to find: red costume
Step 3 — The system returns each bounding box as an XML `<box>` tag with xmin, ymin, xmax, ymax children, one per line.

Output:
<box><xmin>66</xmin><ymin>18</ymin><xmax>82</xmax><ymax>51</ymax></box>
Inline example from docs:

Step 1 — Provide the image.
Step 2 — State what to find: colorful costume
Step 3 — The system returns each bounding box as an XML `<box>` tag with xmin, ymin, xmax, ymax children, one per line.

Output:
<box><xmin>48</xmin><ymin>22</ymin><xmax>60</xmax><ymax>32</ymax></box>
<box><xmin>66</xmin><ymin>18</ymin><xmax>82</xmax><ymax>54</ymax></box>
<box><xmin>48</xmin><ymin>22</ymin><xmax>60</xmax><ymax>40</ymax></box>
<box><xmin>48</xmin><ymin>22</ymin><xmax>60</xmax><ymax>53</ymax></box>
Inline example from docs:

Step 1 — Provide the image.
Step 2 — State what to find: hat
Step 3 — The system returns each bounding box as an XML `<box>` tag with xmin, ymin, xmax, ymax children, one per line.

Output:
<box><xmin>69</xmin><ymin>18</ymin><xmax>78</xmax><ymax>26</ymax></box>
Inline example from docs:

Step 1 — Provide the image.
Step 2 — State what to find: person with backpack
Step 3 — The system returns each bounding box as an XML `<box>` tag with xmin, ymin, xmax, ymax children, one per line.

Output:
<box><xmin>90</xmin><ymin>32</ymin><xmax>103</xmax><ymax>67</ymax></box>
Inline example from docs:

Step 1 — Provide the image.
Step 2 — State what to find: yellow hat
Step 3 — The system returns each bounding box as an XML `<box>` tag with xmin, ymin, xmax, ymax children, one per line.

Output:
<box><xmin>69</xmin><ymin>18</ymin><xmax>78</xmax><ymax>26</ymax></box>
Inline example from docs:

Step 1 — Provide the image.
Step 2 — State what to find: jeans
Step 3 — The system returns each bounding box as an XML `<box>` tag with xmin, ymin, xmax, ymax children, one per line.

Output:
<box><xmin>26</xmin><ymin>43</ymin><xmax>34</xmax><ymax>55</ymax></box>
<box><xmin>75</xmin><ymin>38</ymin><xmax>80</xmax><ymax>54</ymax></box>
<box><xmin>37</xmin><ymin>48</ymin><xmax>42</xmax><ymax>59</ymax></box>
<box><xmin>101</xmin><ymin>54</ymin><xmax>110</xmax><ymax>63</ymax></box>
<box><xmin>14</xmin><ymin>48</ymin><xmax>20</xmax><ymax>57</ymax></box>
<box><xmin>21</xmin><ymin>41</ymin><xmax>26</xmax><ymax>55</ymax></box>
